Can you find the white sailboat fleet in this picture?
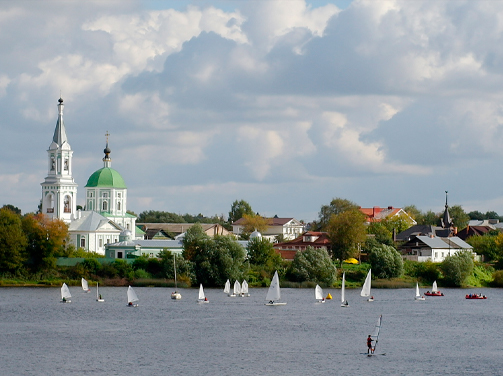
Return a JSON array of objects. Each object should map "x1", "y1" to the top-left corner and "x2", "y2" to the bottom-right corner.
[
  {"x1": 81, "y1": 278, "x2": 91, "y2": 293},
  {"x1": 127, "y1": 285, "x2": 139, "y2": 307},
  {"x1": 341, "y1": 272, "x2": 348, "y2": 307},
  {"x1": 171, "y1": 256, "x2": 182, "y2": 300},
  {"x1": 265, "y1": 271, "x2": 286, "y2": 306},
  {"x1": 315, "y1": 284, "x2": 325, "y2": 303},
  {"x1": 361, "y1": 269, "x2": 373, "y2": 302},
  {"x1": 197, "y1": 284, "x2": 209, "y2": 303},
  {"x1": 60, "y1": 283, "x2": 71, "y2": 303},
  {"x1": 96, "y1": 282, "x2": 104, "y2": 302},
  {"x1": 415, "y1": 282, "x2": 425, "y2": 301}
]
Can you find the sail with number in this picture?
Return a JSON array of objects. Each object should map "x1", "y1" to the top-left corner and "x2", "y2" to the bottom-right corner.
[
  {"x1": 266, "y1": 271, "x2": 281, "y2": 302},
  {"x1": 315, "y1": 284, "x2": 323, "y2": 301},
  {"x1": 224, "y1": 279, "x2": 230, "y2": 294},
  {"x1": 127, "y1": 286, "x2": 139, "y2": 304},
  {"x1": 361, "y1": 270, "x2": 371, "y2": 297}
]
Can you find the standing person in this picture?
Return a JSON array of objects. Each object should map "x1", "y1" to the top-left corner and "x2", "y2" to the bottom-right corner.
[{"x1": 367, "y1": 335, "x2": 374, "y2": 354}]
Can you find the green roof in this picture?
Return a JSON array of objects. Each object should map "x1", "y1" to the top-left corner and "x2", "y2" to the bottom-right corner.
[{"x1": 85, "y1": 167, "x2": 126, "y2": 188}]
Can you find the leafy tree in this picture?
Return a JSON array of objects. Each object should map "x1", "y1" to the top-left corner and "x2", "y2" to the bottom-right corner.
[
  {"x1": 485, "y1": 211, "x2": 499, "y2": 220},
  {"x1": 22, "y1": 213, "x2": 68, "y2": 271},
  {"x1": 468, "y1": 210, "x2": 484, "y2": 220},
  {"x1": 326, "y1": 209, "x2": 367, "y2": 264},
  {"x1": 369, "y1": 244, "x2": 403, "y2": 279},
  {"x1": 448, "y1": 205, "x2": 470, "y2": 230},
  {"x1": 316, "y1": 198, "x2": 359, "y2": 231},
  {"x1": 2, "y1": 204, "x2": 22, "y2": 215},
  {"x1": 239, "y1": 214, "x2": 269, "y2": 238},
  {"x1": 287, "y1": 247, "x2": 337, "y2": 285},
  {"x1": 441, "y1": 251, "x2": 474, "y2": 287},
  {"x1": 0, "y1": 207, "x2": 27, "y2": 272},
  {"x1": 466, "y1": 234, "x2": 501, "y2": 262},
  {"x1": 403, "y1": 205, "x2": 422, "y2": 222},
  {"x1": 421, "y1": 210, "x2": 439, "y2": 225},
  {"x1": 228, "y1": 199, "x2": 253, "y2": 224},
  {"x1": 182, "y1": 223, "x2": 211, "y2": 261}
]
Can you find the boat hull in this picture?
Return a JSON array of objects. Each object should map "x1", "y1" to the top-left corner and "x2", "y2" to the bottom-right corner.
[
  {"x1": 415, "y1": 297, "x2": 425, "y2": 301},
  {"x1": 465, "y1": 295, "x2": 487, "y2": 299},
  {"x1": 265, "y1": 302, "x2": 287, "y2": 306},
  {"x1": 171, "y1": 293, "x2": 181, "y2": 300},
  {"x1": 96, "y1": 299, "x2": 105, "y2": 302},
  {"x1": 425, "y1": 292, "x2": 444, "y2": 296}
]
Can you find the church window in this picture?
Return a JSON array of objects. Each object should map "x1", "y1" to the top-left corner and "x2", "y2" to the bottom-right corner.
[
  {"x1": 102, "y1": 200, "x2": 108, "y2": 211},
  {"x1": 117, "y1": 193, "x2": 121, "y2": 198},
  {"x1": 103, "y1": 193, "x2": 108, "y2": 198},
  {"x1": 64, "y1": 159, "x2": 69, "y2": 170},
  {"x1": 126, "y1": 223, "x2": 130, "y2": 230},
  {"x1": 117, "y1": 201, "x2": 121, "y2": 211},
  {"x1": 80, "y1": 237, "x2": 86, "y2": 248},
  {"x1": 51, "y1": 157, "x2": 55, "y2": 171},
  {"x1": 88, "y1": 201, "x2": 93, "y2": 211}
]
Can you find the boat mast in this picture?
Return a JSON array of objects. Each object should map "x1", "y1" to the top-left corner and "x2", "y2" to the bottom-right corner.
[{"x1": 174, "y1": 255, "x2": 177, "y2": 290}]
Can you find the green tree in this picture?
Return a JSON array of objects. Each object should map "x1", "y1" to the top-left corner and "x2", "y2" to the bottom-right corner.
[
  {"x1": 238, "y1": 214, "x2": 269, "y2": 239},
  {"x1": 448, "y1": 205, "x2": 470, "y2": 230},
  {"x1": 0, "y1": 207, "x2": 27, "y2": 272},
  {"x1": 441, "y1": 251, "x2": 474, "y2": 287},
  {"x1": 326, "y1": 209, "x2": 367, "y2": 264},
  {"x1": 2, "y1": 204, "x2": 22, "y2": 215},
  {"x1": 466, "y1": 234, "x2": 501, "y2": 262},
  {"x1": 228, "y1": 199, "x2": 254, "y2": 224},
  {"x1": 287, "y1": 246, "x2": 337, "y2": 285},
  {"x1": 316, "y1": 198, "x2": 359, "y2": 231},
  {"x1": 421, "y1": 210, "x2": 439, "y2": 225},
  {"x1": 369, "y1": 244, "x2": 403, "y2": 279},
  {"x1": 468, "y1": 210, "x2": 484, "y2": 220}
]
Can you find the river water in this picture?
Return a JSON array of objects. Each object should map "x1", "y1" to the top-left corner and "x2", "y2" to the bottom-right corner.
[{"x1": 0, "y1": 286, "x2": 501, "y2": 375}]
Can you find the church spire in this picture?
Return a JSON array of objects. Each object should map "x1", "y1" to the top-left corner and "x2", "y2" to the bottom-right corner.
[
  {"x1": 51, "y1": 97, "x2": 70, "y2": 150},
  {"x1": 103, "y1": 131, "x2": 112, "y2": 168},
  {"x1": 441, "y1": 190, "x2": 453, "y2": 230}
]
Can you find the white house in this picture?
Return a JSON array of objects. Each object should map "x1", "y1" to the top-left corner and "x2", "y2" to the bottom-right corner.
[
  {"x1": 401, "y1": 235, "x2": 476, "y2": 262},
  {"x1": 232, "y1": 217, "x2": 305, "y2": 241}
]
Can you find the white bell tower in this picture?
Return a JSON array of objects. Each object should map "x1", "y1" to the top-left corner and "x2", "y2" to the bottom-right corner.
[{"x1": 41, "y1": 97, "x2": 78, "y2": 223}]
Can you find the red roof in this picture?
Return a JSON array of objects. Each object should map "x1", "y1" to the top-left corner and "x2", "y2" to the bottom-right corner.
[
  {"x1": 359, "y1": 206, "x2": 402, "y2": 221},
  {"x1": 233, "y1": 217, "x2": 294, "y2": 226}
]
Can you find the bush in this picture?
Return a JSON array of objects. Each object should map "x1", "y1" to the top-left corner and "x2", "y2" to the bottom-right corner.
[
  {"x1": 287, "y1": 247, "x2": 337, "y2": 285},
  {"x1": 440, "y1": 251, "x2": 474, "y2": 287},
  {"x1": 403, "y1": 260, "x2": 440, "y2": 283},
  {"x1": 491, "y1": 270, "x2": 503, "y2": 287},
  {"x1": 369, "y1": 244, "x2": 403, "y2": 279}
]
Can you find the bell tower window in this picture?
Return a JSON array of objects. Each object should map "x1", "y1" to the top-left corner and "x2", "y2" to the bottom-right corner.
[{"x1": 64, "y1": 196, "x2": 71, "y2": 213}]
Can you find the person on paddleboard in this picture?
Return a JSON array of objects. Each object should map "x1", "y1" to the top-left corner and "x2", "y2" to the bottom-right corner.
[{"x1": 367, "y1": 335, "x2": 374, "y2": 354}]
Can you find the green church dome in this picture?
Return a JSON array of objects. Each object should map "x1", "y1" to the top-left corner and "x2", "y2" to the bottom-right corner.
[{"x1": 85, "y1": 167, "x2": 126, "y2": 188}]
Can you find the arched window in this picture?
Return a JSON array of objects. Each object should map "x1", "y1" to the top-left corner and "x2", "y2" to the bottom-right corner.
[
  {"x1": 47, "y1": 193, "x2": 54, "y2": 213},
  {"x1": 102, "y1": 200, "x2": 108, "y2": 211},
  {"x1": 117, "y1": 201, "x2": 121, "y2": 211},
  {"x1": 64, "y1": 196, "x2": 71, "y2": 213}
]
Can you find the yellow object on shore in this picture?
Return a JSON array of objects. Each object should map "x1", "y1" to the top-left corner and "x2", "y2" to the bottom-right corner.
[
  {"x1": 326, "y1": 293, "x2": 332, "y2": 300},
  {"x1": 343, "y1": 258, "x2": 359, "y2": 264}
]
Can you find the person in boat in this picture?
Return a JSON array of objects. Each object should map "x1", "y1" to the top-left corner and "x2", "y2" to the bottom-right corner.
[
  {"x1": 62, "y1": 297, "x2": 66, "y2": 302},
  {"x1": 367, "y1": 335, "x2": 374, "y2": 354},
  {"x1": 99, "y1": 294, "x2": 102, "y2": 299},
  {"x1": 128, "y1": 302, "x2": 133, "y2": 306},
  {"x1": 344, "y1": 300, "x2": 348, "y2": 306},
  {"x1": 322, "y1": 298, "x2": 325, "y2": 302},
  {"x1": 371, "y1": 296, "x2": 374, "y2": 300},
  {"x1": 204, "y1": 297, "x2": 208, "y2": 301},
  {"x1": 269, "y1": 300, "x2": 274, "y2": 304}
]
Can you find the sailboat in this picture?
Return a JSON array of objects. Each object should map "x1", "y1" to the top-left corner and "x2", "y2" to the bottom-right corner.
[
  {"x1": 265, "y1": 270, "x2": 286, "y2": 306},
  {"x1": 361, "y1": 269, "x2": 373, "y2": 302},
  {"x1": 230, "y1": 280, "x2": 241, "y2": 297},
  {"x1": 341, "y1": 272, "x2": 349, "y2": 307},
  {"x1": 197, "y1": 284, "x2": 209, "y2": 303},
  {"x1": 127, "y1": 285, "x2": 139, "y2": 307},
  {"x1": 414, "y1": 282, "x2": 425, "y2": 301},
  {"x1": 81, "y1": 278, "x2": 91, "y2": 293},
  {"x1": 171, "y1": 256, "x2": 182, "y2": 300},
  {"x1": 96, "y1": 282, "x2": 104, "y2": 302},
  {"x1": 60, "y1": 283, "x2": 71, "y2": 303},
  {"x1": 223, "y1": 279, "x2": 230, "y2": 295},
  {"x1": 425, "y1": 280, "x2": 444, "y2": 296},
  {"x1": 241, "y1": 280, "x2": 250, "y2": 297},
  {"x1": 367, "y1": 315, "x2": 384, "y2": 356},
  {"x1": 315, "y1": 284, "x2": 325, "y2": 303}
]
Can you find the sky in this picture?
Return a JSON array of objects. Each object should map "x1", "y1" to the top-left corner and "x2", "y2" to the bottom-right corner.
[{"x1": 2, "y1": 0, "x2": 503, "y2": 223}]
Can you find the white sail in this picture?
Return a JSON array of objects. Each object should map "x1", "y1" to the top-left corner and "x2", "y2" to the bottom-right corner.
[
  {"x1": 315, "y1": 284, "x2": 323, "y2": 300},
  {"x1": 432, "y1": 281, "x2": 438, "y2": 293},
  {"x1": 241, "y1": 280, "x2": 249, "y2": 295},
  {"x1": 361, "y1": 270, "x2": 371, "y2": 297},
  {"x1": 198, "y1": 284, "x2": 205, "y2": 300},
  {"x1": 266, "y1": 271, "x2": 281, "y2": 302},
  {"x1": 127, "y1": 286, "x2": 139, "y2": 304},
  {"x1": 341, "y1": 272, "x2": 346, "y2": 303},
  {"x1": 224, "y1": 279, "x2": 230, "y2": 294},
  {"x1": 415, "y1": 282, "x2": 420, "y2": 298},
  {"x1": 233, "y1": 280, "x2": 241, "y2": 295},
  {"x1": 61, "y1": 283, "x2": 71, "y2": 300},
  {"x1": 81, "y1": 278, "x2": 89, "y2": 292}
]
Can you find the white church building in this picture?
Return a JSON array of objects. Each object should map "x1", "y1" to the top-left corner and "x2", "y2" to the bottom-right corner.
[{"x1": 41, "y1": 98, "x2": 137, "y2": 254}]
